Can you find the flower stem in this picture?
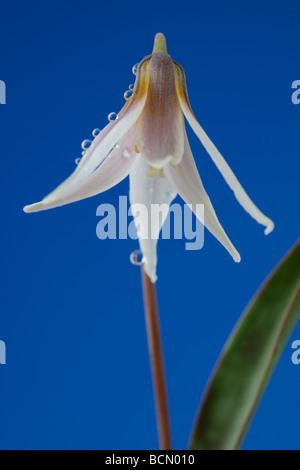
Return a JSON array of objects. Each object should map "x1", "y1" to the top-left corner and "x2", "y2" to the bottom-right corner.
[{"x1": 141, "y1": 268, "x2": 172, "y2": 450}]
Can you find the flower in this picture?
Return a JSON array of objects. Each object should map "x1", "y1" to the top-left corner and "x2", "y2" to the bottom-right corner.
[{"x1": 24, "y1": 33, "x2": 274, "y2": 282}]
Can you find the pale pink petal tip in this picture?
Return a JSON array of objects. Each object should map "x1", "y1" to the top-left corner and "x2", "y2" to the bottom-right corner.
[
  {"x1": 23, "y1": 203, "x2": 42, "y2": 213},
  {"x1": 264, "y1": 221, "x2": 275, "y2": 235}
]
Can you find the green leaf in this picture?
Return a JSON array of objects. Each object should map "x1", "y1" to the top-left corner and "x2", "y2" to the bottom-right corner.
[{"x1": 190, "y1": 240, "x2": 300, "y2": 450}]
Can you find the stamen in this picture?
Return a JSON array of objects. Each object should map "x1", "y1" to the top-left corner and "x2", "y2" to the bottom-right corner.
[{"x1": 149, "y1": 167, "x2": 165, "y2": 178}]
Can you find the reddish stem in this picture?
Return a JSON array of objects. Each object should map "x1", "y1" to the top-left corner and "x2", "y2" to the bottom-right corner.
[{"x1": 141, "y1": 268, "x2": 172, "y2": 450}]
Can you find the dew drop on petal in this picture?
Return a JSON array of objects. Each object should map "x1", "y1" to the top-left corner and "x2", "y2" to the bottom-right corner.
[
  {"x1": 130, "y1": 250, "x2": 144, "y2": 266},
  {"x1": 122, "y1": 148, "x2": 131, "y2": 159},
  {"x1": 132, "y1": 63, "x2": 139, "y2": 75},
  {"x1": 81, "y1": 139, "x2": 92, "y2": 150},
  {"x1": 124, "y1": 90, "x2": 133, "y2": 100},
  {"x1": 108, "y1": 112, "x2": 118, "y2": 121},
  {"x1": 129, "y1": 84, "x2": 134, "y2": 91},
  {"x1": 75, "y1": 158, "x2": 81, "y2": 165},
  {"x1": 92, "y1": 128, "x2": 101, "y2": 137},
  {"x1": 81, "y1": 150, "x2": 86, "y2": 156}
]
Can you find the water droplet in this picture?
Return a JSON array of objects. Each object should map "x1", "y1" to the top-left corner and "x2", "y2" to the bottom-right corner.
[
  {"x1": 123, "y1": 148, "x2": 131, "y2": 159},
  {"x1": 75, "y1": 158, "x2": 81, "y2": 165},
  {"x1": 130, "y1": 250, "x2": 144, "y2": 266},
  {"x1": 108, "y1": 112, "x2": 118, "y2": 121},
  {"x1": 81, "y1": 150, "x2": 86, "y2": 156},
  {"x1": 92, "y1": 128, "x2": 101, "y2": 137},
  {"x1": 132, "y1": 63, "x2": 139, "y2": 75},
  {"x1": 129, "y1": 84, "x2": 134, "y2": 91},
  {"x1": 124, "y1": 90, "x2": 133, "y2": 100},
  {"x1": 81, "y1": 139, "x2": 92, "y2": 150}
]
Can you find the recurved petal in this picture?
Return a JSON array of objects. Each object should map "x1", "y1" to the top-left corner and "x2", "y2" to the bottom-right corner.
[
  {"x1": 174, "y1": 63, "x2": 274, "y2": 235},
  {"x1": 129, "y1": 157, "x2": 177, "y2": 282},
  {"x1": 24, "y1": 125, "x2": 137, "y2": 212},
  {"x1": 24, "y1": 58, "x2": 150, "y2": 212},
  {"x1": 164, "y1": 131, "x2": 241, "y2": 263},
  {"x1": 136, "y1": 51, "x2": 185, "y2": 168}
]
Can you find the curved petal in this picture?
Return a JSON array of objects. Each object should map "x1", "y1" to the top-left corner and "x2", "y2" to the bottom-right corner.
[
  {"x1": 24, "y1": 58, "x2": 150, "y2": 212},
  {"x1": 136, "y1": 52, "x2": 185, "y2": 168},
  {"x1": 129, "y1": 156, "x2": 177, "y2": 282},
  {"x1": 164, "y1": 131, "x2": 241, "y2": 263},
  {"x1": 174, "y1": 63, "x2": 274, "y2": 235},
  {"x1": 24, "y1": 125, "x2": 137, "y2": 212}
]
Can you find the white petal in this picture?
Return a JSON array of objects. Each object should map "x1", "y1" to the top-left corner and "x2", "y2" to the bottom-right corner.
[
  {"x1": 24, "y1": 58, "x2": 150, "y2": 213},
  {"x1": 175, "y1": 65, "x2": 274, "y2": 235},
  {"x1": 164, "y1": 132, "x2": 241, "y2": 262},
  {"x1": 24, "y1": 126, "x2": 137, "y2": 212},
  {"x1": 136, "y1": 52, "x2": 185, "y2": 168},
  {"x1": 129, "y1": 156, "x2": 177, "y2": 282}
]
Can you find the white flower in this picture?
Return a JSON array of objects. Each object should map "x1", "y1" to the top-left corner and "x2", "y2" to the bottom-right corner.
[{"x1": 24, "y1": 33, "x2": 274, "y2": 282}]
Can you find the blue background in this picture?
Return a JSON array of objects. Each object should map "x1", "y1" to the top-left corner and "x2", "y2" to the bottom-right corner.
[{"x1": 0, "y1": 0, "x2": 299, "y2": 450}]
